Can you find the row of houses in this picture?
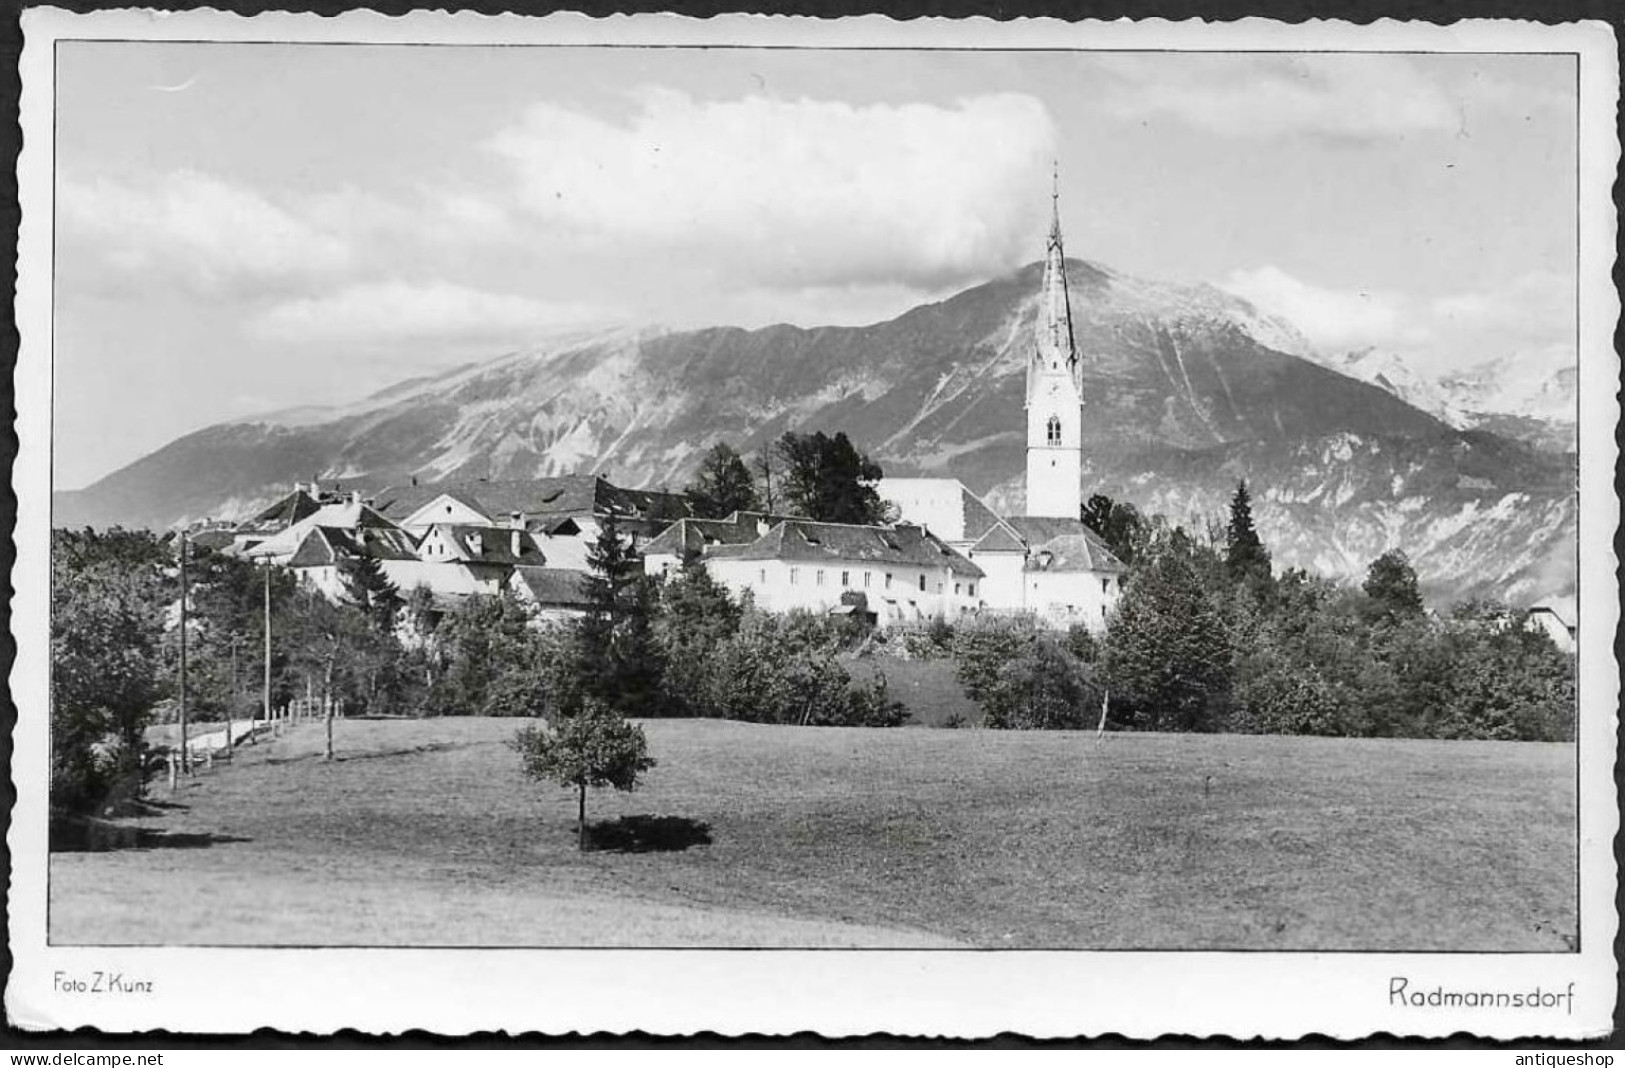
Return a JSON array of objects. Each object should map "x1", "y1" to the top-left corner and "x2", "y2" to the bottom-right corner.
[{"x1": 211, "y1": 467, "x2": 1129, "y2": 633}]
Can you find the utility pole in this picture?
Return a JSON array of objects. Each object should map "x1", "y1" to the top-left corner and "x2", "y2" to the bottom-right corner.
[
  {"x1": 255, "y1": 561, "x2": 272, "y2": 744},
  {"x1": 177, "y1": 531, "x2": 190, "y2": 775},
  {"x1": 226, "y1": 633, "x2": 240, "y2": 752}
]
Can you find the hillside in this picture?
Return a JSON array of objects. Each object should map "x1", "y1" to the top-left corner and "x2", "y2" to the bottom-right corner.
[{"x1": 53, "y1": 259, "x2": 1577, "y2": 602}]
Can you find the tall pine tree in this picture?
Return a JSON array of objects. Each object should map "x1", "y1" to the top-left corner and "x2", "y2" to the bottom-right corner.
[{"x1": 1224, "y1": 480, "x2": 1271, "y2": 586}]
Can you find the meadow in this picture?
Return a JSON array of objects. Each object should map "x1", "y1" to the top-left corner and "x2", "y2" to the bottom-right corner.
[{"x1": 50, "y1": 717, "x2": 1577, "y2": 950}]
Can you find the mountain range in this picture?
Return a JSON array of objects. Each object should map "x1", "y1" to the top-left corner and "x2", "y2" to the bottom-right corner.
[{"x1": 53, "y1": 259, "x2": 1578, "y2": 605}]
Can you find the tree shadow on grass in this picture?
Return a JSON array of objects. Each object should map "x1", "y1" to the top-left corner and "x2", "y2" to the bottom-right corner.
[
  {"x1": 586, "y1": 815, "x2": 712, "y2": 854},
  {"x1": 50, "y1": 817, "x2": 251, "y2": 853}
]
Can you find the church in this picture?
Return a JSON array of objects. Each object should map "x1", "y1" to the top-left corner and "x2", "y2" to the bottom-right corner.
[{"x1": 879, "y1": 175, "x2": 1124, "y2": 630}]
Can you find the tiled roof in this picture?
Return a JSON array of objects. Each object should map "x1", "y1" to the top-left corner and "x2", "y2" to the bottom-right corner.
[
  {"x1": 372, "y1": 476, "x2": 691, "y2": 525},
  {"x1": 960, "y1": 490, "x2": 1006, "y2": 543},
  {"x1": 641, "y1": 511, "x2": 794, "y2": 558},
  {"x1": 236, "y1": 489, "x2": 322, "y2": 535},
  {"x1": 713, "y1": 520, "x2": 984, "y2": 578},
  {"x1": 1022, "y1": 532, "x2": 1123, "y2": 574},
  {"x1": 285, "y1": 526, "x2": 420, "y2": 568},
  {"x1": 511, "y1": 566, "x2": 594, "y2": 607},
  {"x1": 970, "y1": 520, "x2": 1028, "y2": 554},
  {"x1": 421, "y1": 523, "x2": 550, "y2": 566}
]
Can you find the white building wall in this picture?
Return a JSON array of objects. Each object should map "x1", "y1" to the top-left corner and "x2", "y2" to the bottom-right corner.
[
  {"x1": 969, "y1": 551, "x2": 1027, "y2": 611},
  {"x1": 707, "y1": 558, "x2": 976, "y2": 624},
  {"x1": 382, "y1": 559, "x2": 504, "y2": 598},
  {"x1": 1025, "y1": 570, "x2": 1119, "y2": 632}
]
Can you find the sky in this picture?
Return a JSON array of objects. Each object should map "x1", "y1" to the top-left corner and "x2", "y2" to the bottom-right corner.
[{"x1": 52, "y1": 44, "x2": 1578, "y2": 488}]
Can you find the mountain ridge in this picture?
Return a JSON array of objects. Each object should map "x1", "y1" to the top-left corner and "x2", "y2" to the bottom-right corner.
[{"x1": 53, "y1": 258, "x2": 1576, "y2": 604}]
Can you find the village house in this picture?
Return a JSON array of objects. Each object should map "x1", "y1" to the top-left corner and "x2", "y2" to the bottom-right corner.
[
  {"x1": 654, "y1": 517, "x2": 983, "y2": 625},
  {"x1": 1527, "y1": 595, "x2": 1577, "y2": 654}
]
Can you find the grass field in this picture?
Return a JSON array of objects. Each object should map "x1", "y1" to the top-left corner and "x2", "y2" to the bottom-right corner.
[{"x1": 50, "y1": 717, "x2": 1576, "y2": 950}]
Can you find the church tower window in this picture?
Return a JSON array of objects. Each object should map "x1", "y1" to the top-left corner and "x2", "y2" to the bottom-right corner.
[{"x1": 1047, "y1": 415, "x2": 1062, "y2": 446}]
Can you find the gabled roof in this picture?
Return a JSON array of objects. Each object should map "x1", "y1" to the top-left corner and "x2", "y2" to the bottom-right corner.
[
  {"x1": 642, "y1": 511, "x2": 796, "y2": 558},
  {"x1": 285, "y1": 526, "x2": 420, "y2": 568},
  {"x1": 372, "y1": 476, "x2": 691, "y2": 526},
  {"x1": 242, "y1": 500, "x2": 403, "y2": 560},
  {"x1": 420, "y1": 524, "x2": 549, "y2": 567},
  {"x1": 1530, "y1": 595, "x2": 1577, "y2": 628},
  {"x1": 510, "y1": 566, "x2": 594, "y2": 607},
  {"x1": 974, "y1": 515, "x2": 1125, "y2": 573},
  {"x1": 1022, "y1": 532, "x2": 1122, "y2": 574},
  {"x1": 710, "y1": 520, "x2": 984, "y2": 578},
  {"x1": 960, "y1": 491, "x2": 1006, "y2": 543},
  {"x1": 235, "y1": 489, "x2": 323, "y2": 535},
  {"x1": 970, "y1": 520, "x2": 1028, "y2": 555}
]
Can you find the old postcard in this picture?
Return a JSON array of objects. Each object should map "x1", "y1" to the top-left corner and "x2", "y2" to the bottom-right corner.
[{"x1": 9, "y1": 9, "x2": 1618, "y2": 1040}]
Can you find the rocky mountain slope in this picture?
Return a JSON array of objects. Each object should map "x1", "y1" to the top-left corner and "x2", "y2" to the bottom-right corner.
[{"x1": 54, "y1": 260, "x2": 1577, "y2": 604}]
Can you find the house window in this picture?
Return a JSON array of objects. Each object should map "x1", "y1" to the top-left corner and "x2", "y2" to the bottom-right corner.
[
  {"x1": 841, "y1": 571, "x2": 850, "y2": 587},
  {"x1": 885, "y1": 573, "x2": 893, "y2": 589},
  {"x1": 1102, "y1": 577, "x2": 1110, "y2": 593},
  {"x1": 969, "y1": 583, "x2": 976, "y2": 597},
  {"x1": 759, "y1": 569, "x2": 767, "y2": 585},
  {"x1": 954, "y1": 583, "x2": 961, "y2": 596},
  {"x1": 918, "y1": 574, "x2": 927, "y2": 592},
  {"x1": 1047, "y1": 415, "x2": 1062, "y2": 446},
  {"x1": 790, "y1": 567, "x2": 799, "y2": 585},
  {"x1": 816, "y1": 569, "x2": 825, "y2": 587},
  {"x1": 864, "y1": 571, "x2": 872, "y2": 588}
]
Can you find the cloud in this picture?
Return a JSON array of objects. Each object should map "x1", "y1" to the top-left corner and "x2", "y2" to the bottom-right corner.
[
  {"x1": 1221, "y1": 266, "x2": 1422, "y2": 352},
  {"x1": 1432, "y1": 270, "x2": 1575, "y2": 347},
  {"x1": 484, "y1": 89, "x2": 1056, "y2": 289},
  {"x1": 1223, "y1": 265, "x2": 1576, "y2": 378},
  {"x1": 251, "y1": 280, "x2": 614, "y2": 349},
  {"x1": 1097, "y1": 55, "x2": 1459, "y2": 141},
  {"x1": 58, "y1": 170, "x2": 354, "y2": 296}
]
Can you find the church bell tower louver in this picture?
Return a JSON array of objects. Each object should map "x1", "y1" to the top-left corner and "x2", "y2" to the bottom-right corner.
[{"x1": 1024, "y1": 164, "x2": 1084, "y2": 519}]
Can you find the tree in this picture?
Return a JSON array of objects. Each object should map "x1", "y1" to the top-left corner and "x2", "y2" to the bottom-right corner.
[
  {"x1": 50, "y1": 529, "x2": 170, "y2": 819},
  {"x1": 979, "y1": 634, "x2": 1099, "y2": 730},
  {"x1": 685, "y1": 442, "x2": 761, "y2": 519},
  {"x1": 1102, "y1": 533, "x2": 1234, "y2": 731},
  {"x1": 1224, "y1": 480, "x2": 1271, "y2": 586},
  {"x1": 339, "y1": 551, "x2": 404, "y2": 635},
  {"x1": 775, "y1": 431, "x2": 886, "y2": 525},
  {"x1": 654, "y1": 557, "x2": 742, "y2": 715},
  {"x1": 576, "y1": 516, "x2": 670, "y2": 716},
  {"x1": 1080, "y1": 493, "x2": 1146, "y2": 565},
  {"x1": 426, "y1": 591, "x2": 554, "y2": 717},
  {"x1": 1363, "y1": 549, "x2": 1425, "y2": 622},
  {"x1": 513, "y1": 699, "x2": 656, "y2": 850}
]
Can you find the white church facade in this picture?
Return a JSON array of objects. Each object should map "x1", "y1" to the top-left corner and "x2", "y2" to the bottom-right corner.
[{"x1": 879, "y1": 177, "x2": 1124, "y2": 631}]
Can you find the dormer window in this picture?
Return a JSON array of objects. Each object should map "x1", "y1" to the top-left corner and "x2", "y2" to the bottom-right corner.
[{"x1": 1047, "y1": 416, "x2": 1062, "y2": 446}]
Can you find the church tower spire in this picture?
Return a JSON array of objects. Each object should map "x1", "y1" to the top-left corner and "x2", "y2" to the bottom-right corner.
[{"x1": 1025, "y1": 163, "x2": 1085, "y2": 518}]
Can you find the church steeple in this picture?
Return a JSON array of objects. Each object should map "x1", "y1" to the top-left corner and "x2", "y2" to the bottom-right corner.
[
  {"x1": 1041, "y1": 161, "x2": 1078, "y2": 379},
  {"x1": 1024, "y1": 163, "x2": 1085, "y2": 519}
]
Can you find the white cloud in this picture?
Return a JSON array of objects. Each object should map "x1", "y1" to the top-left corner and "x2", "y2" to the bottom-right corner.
[
  {"x1": 1098, "y1": 55, "x2": 1459, "y2": 141},
  {"x1": 1221, "y1": 266, "x2": 1422, "y2": 352},
  {"x1": 1222, "y1": 265, "x2": 1577, "y2": 379},
  {"x1": 484, "y1": 89, "x2": 1056, "y2": 289},
  {"x1": 251, "y1": 280, "x2": 614, "y2": 349},
  {"x1": 58, "y1": 170, "x2": 353, "y2": 295}
]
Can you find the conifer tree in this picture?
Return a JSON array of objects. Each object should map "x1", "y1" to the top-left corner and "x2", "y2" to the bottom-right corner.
[{"x1": 1224, "y1": 480, "x2": 1271, "y2": 586}]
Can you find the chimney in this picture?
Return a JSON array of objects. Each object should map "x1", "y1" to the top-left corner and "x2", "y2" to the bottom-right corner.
[{"x1": 509, "y1": 511, "x2": 525, "y2": 530}]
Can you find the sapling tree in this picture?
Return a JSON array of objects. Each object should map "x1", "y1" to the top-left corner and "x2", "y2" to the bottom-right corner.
[{"x1": 513, "y1": 699, "x2": 656, "y2": 850}]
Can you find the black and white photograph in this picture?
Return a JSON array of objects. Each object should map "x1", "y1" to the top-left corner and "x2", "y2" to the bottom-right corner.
[{"x1": 8, "y1": 10, "x2": 1618, "y2": 1040}]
